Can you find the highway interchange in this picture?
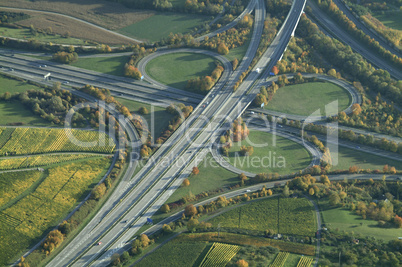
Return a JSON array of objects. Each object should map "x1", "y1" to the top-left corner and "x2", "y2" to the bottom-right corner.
[{"x1": 1, "y1": 0, "x2": 401, "y2": 266}]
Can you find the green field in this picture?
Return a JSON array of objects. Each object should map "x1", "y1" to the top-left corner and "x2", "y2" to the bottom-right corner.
[
  {"x1": 224, "y1": 33, "x2": 252, "y2": 62},
  {"x1": 227, "y1": 130, "x2": 312, "y2": 175},
  {"x1": 330, "y1": 146, "x2": 402, "y2": 171},
  {"x1": 145, "y1": 52, "x2": 217, "y2": 91},
  {"x1": 136, "y1": 241, "x2": 209, "y2": 267},
  {"x1": 71, "y1": 56, "x2": 129, "y2": 77},
  {"x1": 0, "y1": 127, "x2": 115, "y2": 155},
  {"x1": 0, "y1": 26, "x2": 86, "y2": 45},
  {"x1": 114, "y1": 97, "x2": 175, "y2": 139},
  {"x1": 0, "y1": 153, "x2": 100, "y2": 171},
  {"x1": 319, "y1": 199, "x2": 401, "y2": 242},
  {"x1": 265, "y1": 82, "x2": 351, "y2": 116},
  {"x1": 0, "y1": 157, "x2": 111, "y2": 266},
  {"x1": 166, "y1": 153, "x2": 238, "y2": 204},
  {"x1": 0, "y1": 75, "x2": 43, "y2": 94},
  {"x1": 209, "y1": 196, "x2": 317, "y2": 237},
  {"x1": 118, "y1": 13, "x2": 211, "y2": 42},
  {"x1": 0, "y1": 102, "x2": 50, "y2": 127},
  {"x1": 374, "y1": 12, "x2": 402, "y2": 31}
]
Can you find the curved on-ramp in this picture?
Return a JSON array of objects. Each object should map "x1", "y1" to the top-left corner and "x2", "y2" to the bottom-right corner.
[
  {"x1": 137, "y1": 48, "x2": 232, "y2": 95},
  {"x1": 249, "y1": 73, "x2": 362, "y2": 121},
  {"x1": 210, "y1": 124, "x2": 322, "y2": 177}
]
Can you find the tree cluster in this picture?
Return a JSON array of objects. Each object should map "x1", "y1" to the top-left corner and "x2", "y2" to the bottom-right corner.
[
  {"x1": 155, "y1": 103, "x2": 193, "y2": 145},
  {"x1": 333, "y1": 94, "x2": 402, "y2": 138},
  {"x1": 186, "y1": 64, "x2": 224, "y2": 93},
  {"x1": 52, "y1": 51, "x2": 78, "y2": 64},
  {"x1": 316, "y1": 0, "x2": 402, "y2": 68},
  {"x1": 220, "y1": 118, "x2": 250, "y2": 156}
]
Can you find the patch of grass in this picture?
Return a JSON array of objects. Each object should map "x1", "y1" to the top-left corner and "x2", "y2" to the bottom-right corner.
[
  {"x1": 224, "y1": 33, "x2": 252, "y2": 62},
  {"x1": 145, "y1": 52, "x2": 217, "y2": 91},
  {"x1": 0, "y1": 74, "x2": 43, "y2": 94},
  {"x1": 374, "y1": 12, "x2": 402, "y2": 31},
  {"x1": 0, "y1": 157, "x2": 111, "y2": 266},
  {"x1": 118, "y1": 12, "x2": 211, "y2": 42},
  {"x1": 265, "y1": 82, "x2": 351, "y2": 116},
  {"x1": 319, "y1": 199, "x2": 401, "y2": 242},
  {"x1": 114, "y1": 97, "x2": 175, "y2": 139},
  {"x1": 0, "y1": 26, "x2": 86, "y2": 45},
  {"x1": 227, "y1": 130, "x2": 312, "y2": 175},
  {"x1": 0, "y1": 101, "x2": 50, "y2": 127},
  {"x1": 209, "y1": 196, "x2": 317, "y2": 237},
  {"x1": 166, "y1": 153, "x2": 238, "y2": 204},
  {"x1": 71, "y1": 56, "x2": 129, "y2": 76},
  {"x1": 136, "y1": 241, "x2": 208, "y2": 267},
  {"x1": 331, "y1": 146, "x2": 402, "y2": 171}
]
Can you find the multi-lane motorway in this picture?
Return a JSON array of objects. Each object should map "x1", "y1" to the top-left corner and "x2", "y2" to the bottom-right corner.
[{"x1": 3, "y1": 0, "x2": 399, "y2": 265}]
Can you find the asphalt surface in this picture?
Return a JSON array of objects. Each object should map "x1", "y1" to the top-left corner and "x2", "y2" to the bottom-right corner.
[
  {"x1": 248, "y1": 116, "x2": 402, "y2": 162},
  {"x1": 307, "y1": 0, "x2": 402, "y2": 80},
  {"x1": 332, "y1": 0, "x2": 402, "y2": 59},
  {"x1": 0, "y1": 52, "x2": 203, "y2": 107}
]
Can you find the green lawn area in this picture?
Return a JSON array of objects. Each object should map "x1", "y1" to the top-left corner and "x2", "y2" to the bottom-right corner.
[
  {"x1": 265, "y1": 82, "x2": 351, "y2": 116},
  {"x1": 136, "y1": 241, "x2": 209, "y2": 267},
  {"x1": 374, "y1": 12, "x2": 402, "y2": 31},
  {"x1": 71, "y1": 56, "x2": 129, "y2": 76},
  {"x1": 0, "y1": 102, "x2": 50, "y2": 126},
  {"x1": 319, "y1": 199, "x2": 401, "y2": 242},
  {"x1": 114, "y1": 97, "x2": 175, "y2": 139},
  {"x1": 118, "y1": 13, "x2": 211, "y2": 42},
  {"x1": 145, "y1": 52, "x2": 217, "y2": 91},
  {"x1": 227, "y1": 130, "x2": 312, "y2": 175},
  {"x1": 166, "y1": 153, "x2": 238, "y2": 204},
  {"x1": 209, "y1": 196, "x2": 317, "y2": 237},
  {"x1": 0, "y1": 26, "x2": 87, "y2": 45},
  {"x1": 0, "y1": 75, "x2": 43, "y2": 94},
  {"x1": 224, "y1": 33, "x2": 252, "y2": 62},
  {"x1": 330, "y1": 146, "x2": 402, "y2": 171}
]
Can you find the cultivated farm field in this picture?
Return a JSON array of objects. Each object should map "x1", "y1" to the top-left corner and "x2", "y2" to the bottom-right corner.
[
  {"x1": 0, "y1": 157, "x2": 111, "y2": 266},
  {"x1": 0, "y1": 153, "x2": 101, "y2": 171},
  {"x1": 0, "y1": 127, "x2": 115, "y2": 155},
  {"x1": 136, "y1": 241, "x2": 208, "y2": 267},
  {"x1": 209, "y1": 196, "x2": 317, "y2": 237}
]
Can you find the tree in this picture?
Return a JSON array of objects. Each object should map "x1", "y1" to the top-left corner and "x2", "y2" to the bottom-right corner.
[
  {"x1": 182, "y1": 178, "x2": 190, "y2": 187},
  {"x1": 91, "y1": 183, "x2": 107, "y2": 200},
  {"x1": 328, "y1": 68, "x2": 337, "y2": 77},
  {"x1": 239, "y1": 173, "x2": 247, "y2": 181},
  {"x1": 42, "y1": 229, "x2": 64, "y2": 255},
  {"x1": 184, "y1": 204, "x2": 198, "y2": 217},
  {"x1": 187, "y1": 218, "x2": 199, "y2": 232},
  {"x1": 351, "y1": 103, "x2": 362, "y2": 116},
  {"x1": 111, "y1": 253, "x2": 120, "y2": 266},
  {"x1": 140, "y1": 234, "x2": 150, "y2": 247},
  {"x1": 271, "y1": 66, "x2": 279, "y2": 75},
  {"x1": 192, "y1": 166, "x2": 200, "y2": 175},
  {"x1": 236, "y1": 259, "x2": 249, "y2": 267},
  {"x1": 329, "y1": 192, "x2": 341, "y2": 206},
  {"x1": 162, "y1": 224, "x2": 172, "y2": 233},
  {"x1": 139, "y1": 106, "x2": 149, "y2": 115},
  {"x1": 232, "y1": 58, "x2": 239, "y2": 70},
  {"x1": 160, "y1": 204, "x2": 170, "y2": 213},
  {"x1": 282, "y1": 185, "x2": 290, "y2": 197},
  {"x1": 394, "y1": 215, "x2": 402, "y2": 228},
  {"x1": 320, "y1": 175, "x2": 330, "y2": 185},
  {"x1": 309, "y1": 187, "x2": 315, "y2": 196},
  {"x1": 217, "y1": 43, "x2": 229, "y2": 55}
]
